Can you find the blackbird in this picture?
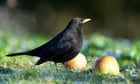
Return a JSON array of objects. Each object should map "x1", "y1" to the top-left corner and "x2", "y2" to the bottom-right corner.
[{"x1": 6, "y1": 17, "x2": 91, "y2": 65}]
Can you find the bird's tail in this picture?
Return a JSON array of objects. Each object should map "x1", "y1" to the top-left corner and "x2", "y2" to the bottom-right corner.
[{"x1": 6, "y1": 51, "x2": 30, "y2": 57}]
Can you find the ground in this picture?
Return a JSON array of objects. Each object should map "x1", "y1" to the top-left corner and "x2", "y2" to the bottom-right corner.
[{"x1": 0, "y1": 32, "x2": 140, "y2": 84}]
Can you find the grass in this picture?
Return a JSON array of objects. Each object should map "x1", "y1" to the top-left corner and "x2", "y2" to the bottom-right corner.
[{"x1": 0, "y1": 30, "x2": 140, "y2": 84}]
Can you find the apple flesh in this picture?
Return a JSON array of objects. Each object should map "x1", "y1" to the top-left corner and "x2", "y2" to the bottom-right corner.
[{"x1": 64, "y1": 53, "x2": 87, "y2": 71}]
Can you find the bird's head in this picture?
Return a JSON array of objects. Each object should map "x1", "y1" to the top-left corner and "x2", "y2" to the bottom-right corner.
[
  {"x1": 72, "y1": 17, "x2": 91, "y2": 24},
  {"x1": 67, "y1": 17, "x2": 91, "y2": 30}
]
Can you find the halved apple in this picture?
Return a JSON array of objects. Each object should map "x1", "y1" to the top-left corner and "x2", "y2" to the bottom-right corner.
[{"x1": 64, "y1": 53, "x2": 87, "y2": 71}]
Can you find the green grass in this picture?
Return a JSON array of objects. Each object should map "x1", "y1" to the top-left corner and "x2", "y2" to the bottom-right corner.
[{"x1": 0, "y1": 31, "x2": 140, "y2": 84}]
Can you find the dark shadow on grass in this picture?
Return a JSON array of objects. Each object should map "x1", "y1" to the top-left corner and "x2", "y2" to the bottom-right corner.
[
  {"x1": 0, "y1": 67, "x2": 15, "y2": 83},
  {"x1": 40, "y1": 68, "x2": 100, "y2": 83},
  {"x1": 0, "y1": 67, "x2": 14, "y2": 74}
]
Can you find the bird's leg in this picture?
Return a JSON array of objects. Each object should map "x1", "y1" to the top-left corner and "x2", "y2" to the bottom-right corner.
[
  {"x1": 62, "y1": 63, "x2": 69, "y2": 71},
  {"x1": 54, "y1": 62, "x2": 58, "y2": 72}
]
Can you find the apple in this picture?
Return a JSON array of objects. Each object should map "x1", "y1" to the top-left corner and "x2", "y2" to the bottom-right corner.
[
  {"x1": 64, "y1": 53, "x2": 87, "y2": 71},
  {"x1": 91, "y1": 55, "x2": 120, "y2": 75}
]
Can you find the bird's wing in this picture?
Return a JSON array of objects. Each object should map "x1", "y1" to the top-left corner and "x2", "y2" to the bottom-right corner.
[{"x1": 40, "y1": 33, "x2": 74, "y2": 58}]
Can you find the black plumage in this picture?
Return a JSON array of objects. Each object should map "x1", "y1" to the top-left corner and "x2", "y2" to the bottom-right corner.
[{"x1": 6, "y1": 17, "x2": 91, "y2": 65}]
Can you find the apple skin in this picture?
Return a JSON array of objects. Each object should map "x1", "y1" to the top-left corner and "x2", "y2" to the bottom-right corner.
[
  {"x1": 91, "y1": 56, "x2": 120, "y2": 75},
  {"x1": 64, "y1": 53, "x2": 87, "y2": 71}
]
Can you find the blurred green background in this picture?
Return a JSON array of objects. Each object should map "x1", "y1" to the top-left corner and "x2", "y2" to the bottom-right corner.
[{"x1": 0, "y1": 0, "x2": 140, "y2": 38}]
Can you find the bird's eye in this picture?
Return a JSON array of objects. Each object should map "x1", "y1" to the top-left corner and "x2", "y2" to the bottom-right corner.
[{"x1": 79, "y1": 19, "x2": 83, "y2": 23}]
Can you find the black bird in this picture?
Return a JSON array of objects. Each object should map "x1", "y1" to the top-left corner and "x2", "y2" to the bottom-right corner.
[{"x1": 6, "y1": 17, "x2": 91, "y2": 65}]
